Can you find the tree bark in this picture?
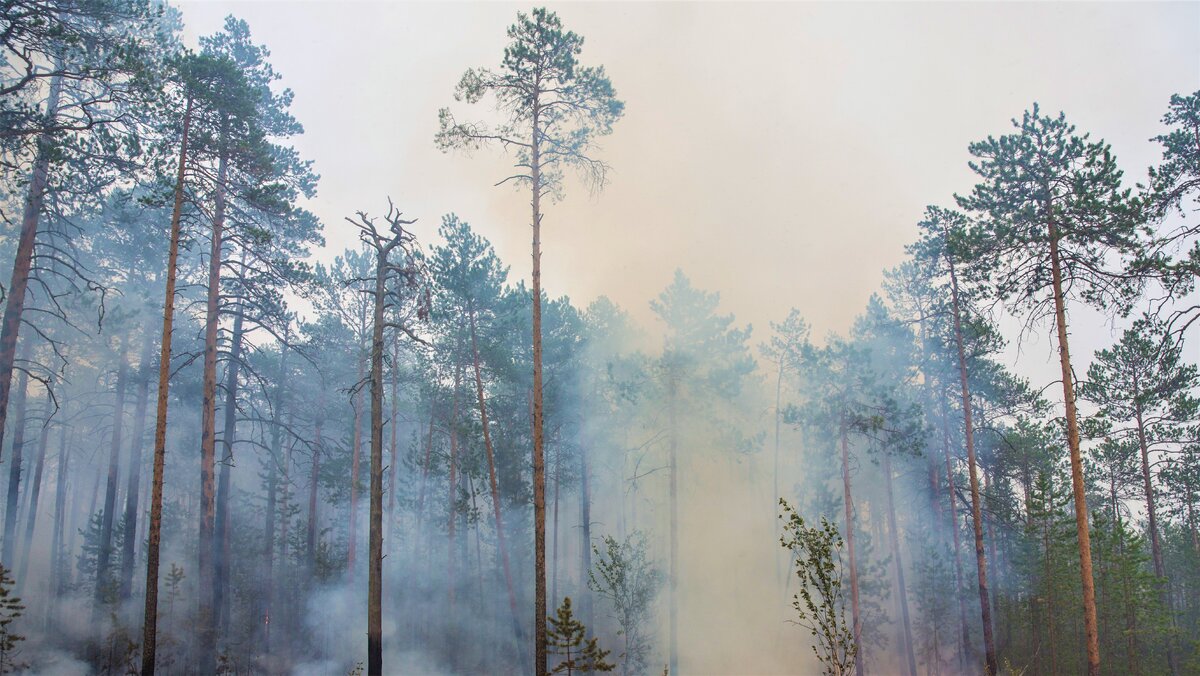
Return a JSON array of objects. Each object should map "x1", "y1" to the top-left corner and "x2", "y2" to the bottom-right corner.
[
  {"x1": 307, "y1": 390, "x2": 324, "y2": 575},
  {"x1": 1046, "y1": 216, "x2": 1100, "y2": 676},
  {"x1": 941, "y1": 404, "x2": 972, "y2": 669},
  {"x1": 530, "y1": 100, "x2": 548, "y2": 676},
  {"x1": 51, "y1": 426, "x2": 69, "y2": 598},
  {"x1": 142, "y1": 93, "x2": 192, "y2": 676},
  {"x1": 947, "y1": 255, "x2": 998, "y2": 675},
  {"x1": 367, "y1": 250, "x2": 388, "y2": 676},
  {"x1": 0, "y1": 75, "x2": 60, "y2": 465},
  {"x1": 263, "y1": 341, "x2": 288, "y2": 657},
  {"x1": 348, "y1": 355, "x2": 364, "y2": 573},
  {"x1": 197, "y1": 138, "x2": 230, "y2": 671}
]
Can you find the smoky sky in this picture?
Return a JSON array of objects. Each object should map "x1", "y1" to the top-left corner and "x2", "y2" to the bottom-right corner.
[{"x1": 178, "y1": 0, "x2": 1198, "y2": 368}]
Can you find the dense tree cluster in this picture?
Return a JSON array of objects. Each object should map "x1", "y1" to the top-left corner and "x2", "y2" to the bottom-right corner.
[{"x1": 0, "y1": 2, "x2": 1195, "y2": 675}]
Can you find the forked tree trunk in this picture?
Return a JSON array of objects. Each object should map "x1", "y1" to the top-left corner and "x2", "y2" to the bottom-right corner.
[
  {"x1": 1046, "y1": 215, "x2": 1099, "y2": 676},
  {"x1": 0, "y1": 75, "x2": 61, "y2": 466},
  {"x1": 141, "y1": 92, "x2": 193, "y2": 676}
]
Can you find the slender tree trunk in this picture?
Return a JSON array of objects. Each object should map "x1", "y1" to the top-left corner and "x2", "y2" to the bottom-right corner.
[
  {"x1": 387, "y1": 334, "x2": 399, "y2": 546},
  {"x1": 773, "y1": 355, "x2": 784, "y2": 584},
  {"x1": 3, "y1": 346, "x2": 33, "y2": 568},
  {"x1": 882, "y1": 454, "x2": 917, "y2": 676},
  {"x1": 0, "y1": 75, "x2": 60, "y2": 464},
  {"x1": 263, "y1": 341, "x2": 288, "y2": 658},
  {"x1": 946, "y1": 256, "x2": 998, "y2": 675},
  {"x1": 367, "y1": 252, "x2": 388, "y2": 676},
  {"x1": 95, "y1": 337, "x2": 130, "y2": 612},
  {"x1": 142, "y1": 94, "x2": 192, "y2": 676},
  {"x1": 1132, "y1": 400, "x2": 1178, "y2": 675},
  {"x1": 120, "y1": 331, "x2": 153, "y2": 600},
  {"x1": 1046, "y1": 217, "x2": 1100, "y2": 676},
  {"x1": 529, "y1": 105, "x2": 549, "y2": 676},
  {"x1": 214, "y1": 306, "x2": 245, "y2": 637},
  {"x1": 941, "y1": 406, "x2": 972, "y2": 669},
  {"x1": 551, "y1": 444, "x2": 560, "y2": 608},
  {"x1": 668, "y1": 378, "x2": 679, "y2": 676},
  {"x1": 348, "y1": 355, "x2": 364, "y2": 573},
  {"x1": 467, "y1": 308, "x2": 524, "y2": 643},
  {"x1": 197, "y1": 138, "x2": 230, "y2": 671},
  {"x1": 579, "y1": 433, "x2": 593, "y2": 636},
  {"x1": 17, "y1": 392, "x2": 50, "y2": 589},
  {"x1": 52, "y1": 426, "x2": 69, "y2": 598},
  {"x1": 306, "y1": 402, "x2": 323, "y2": 575},
  {"x1": 840, "y1": 425, "x2": 863, "y2": 676},
  {"x1": 448, "y1": 360, "x2": 460, "y2": 611}
]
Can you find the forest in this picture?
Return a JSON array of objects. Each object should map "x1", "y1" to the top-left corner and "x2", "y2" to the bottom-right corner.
[{"x1": 0, "y1": 1, "x2": 1197, "y2": 675}]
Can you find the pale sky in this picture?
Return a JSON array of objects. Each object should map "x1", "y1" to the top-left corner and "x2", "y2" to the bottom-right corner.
[{"x1": 177, "y1": 1, "x2": 1199, "y2": 373}]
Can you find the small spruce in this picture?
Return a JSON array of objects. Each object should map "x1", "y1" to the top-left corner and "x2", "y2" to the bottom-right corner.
[{"x1": 547, "y1": 597, "x2": 614, "y2": 675}]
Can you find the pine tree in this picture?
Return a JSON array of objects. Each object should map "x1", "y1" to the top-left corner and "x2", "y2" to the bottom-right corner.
[
  {"x1": 0, "y1": 566, "x2": 24, "y2": 674},
  {"x1": 547, "y1": 597, "x2": 614, "y2": 675}
]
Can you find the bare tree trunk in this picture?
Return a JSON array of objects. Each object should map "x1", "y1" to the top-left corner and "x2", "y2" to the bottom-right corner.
[
  {"x1": 197, "y1": 139, "x2": 230, "y2": 672},
  {"x1": 17, "y1": 392, "x2": 50, "y2": 589},
  {"x1": 1046, "y1": 216, "x2": 1099, "y2": 676},
  {"x1": 120, "y1": 331, "x2": 153, "y2": 600},
  {"x1": 95, "y1": 337, "x2": 130, "y2": 612},
  {"x1": 3, "y1": 345, "x2": 33, "y2": 568},
  {"x1": 367, "y1": 252, "x2": 388, "y2": 676},
  {"x1": 142, "y1": 93, "x2": 193, "y2": 676},
  {"x1": 214, "y1": 306, "x2": 245, "y2": 638},
  {"x1": 468, "y1": 308, "x2": 524, "y2": 644},
  {"x1": 841, "y1": 425, "x2": 863, "y2": 676},
  {"x1": 882, "y1": 454, "x2": 917, "y2": 676},
  {"x1": 387, "y1": 335, "x2": 399, "y2": 546},
  {"x1": 0, "y1": 75, "x2": 61, "y2": 464},
  {"x1": 530, "y1": 102, "x2": 548, "y2": 676},
  {"x1": 947, "y1": 256, "x2": 997, "y2": 675}
]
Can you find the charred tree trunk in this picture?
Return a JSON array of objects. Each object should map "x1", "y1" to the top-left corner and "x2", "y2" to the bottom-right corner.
[
  {"x1": 0, "y1": 75, "x2": 60, "y2": 465},
  {"x1": 142, "y1": 93, "x2": 193, "y2": 676}
]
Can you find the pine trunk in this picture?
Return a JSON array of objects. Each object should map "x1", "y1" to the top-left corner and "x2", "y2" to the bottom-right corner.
[
  {"x1": 17, "y1": 392, "x2": 50, "y2": 589},
  {"x1": 947, "y1": 256, "x2": 997, "y2": 675},
  {"x1": 668, "y1": 379, "x2": 679, "y2": 676},
  {"x1": 367, "y1": 253, "x2": 387, "y2": 676},
  {"x1": 120, "y1": 331, "x2": 153, "y2": 600},
  {"x1": 468, "y1": 307, "x2": 523, "y2": 641},
  {"x1": 52, "y1": 426, "x2": 70, "y2": 598},
  {"x1": 882, "y1": 454, "x2": 917, "y2": 676},
  {"x1": 140, "y1": 96, "x2": 193, "y2": 676},
  {"x1": 3, "y1": 347, "x2": 32, "y2": 568},
  {"x1": 0, "y1": 75, "x2": 60, "y2": 466},
  {"x1": 1046, "y1": 216, "x2": 1099, "y2": 676},
  {"x1": 840, "y1": 425, "x2": 863, "y2": 676},
  {"x1": 530, "y1": 104, "x2": 548, "y2": 676},
  {"x1": 95, "y1": 337, "x2": 130, "y2": 610},
  {"x1": 214, "y1": 306, "x2": 245, "y2": 636}
]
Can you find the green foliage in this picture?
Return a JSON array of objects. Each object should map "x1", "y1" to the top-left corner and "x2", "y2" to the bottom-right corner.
[
  {"x1": 547, "y1": 597, "x2": 614, "y2": 675},
  {"x1": 588, "y1": 532, "x2": 662, "y2": 675},
  {"x1": 778, "y1": 499, "x2": 856, "y2": 676},
  {"x1": 0, "y1": 566, "x2": 25, "y2": 673}
]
